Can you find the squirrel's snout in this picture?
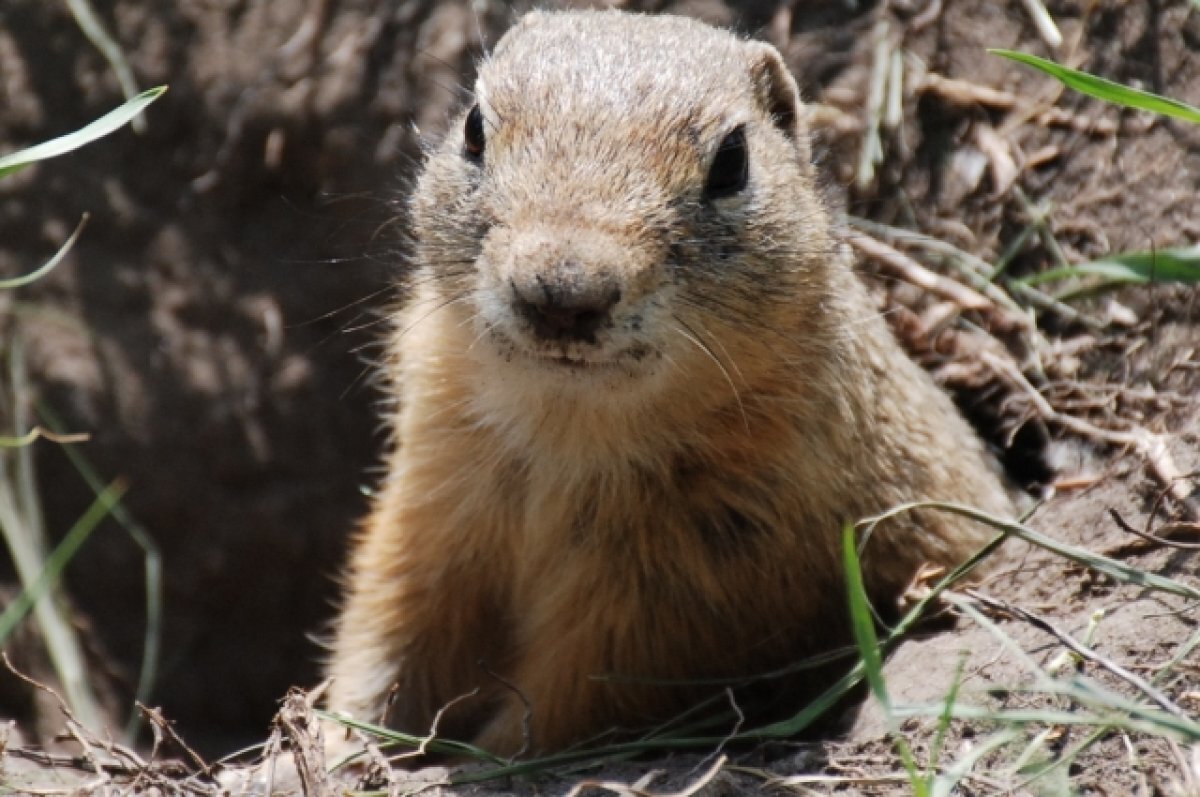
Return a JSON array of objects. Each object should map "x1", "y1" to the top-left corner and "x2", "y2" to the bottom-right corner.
[{"x1": 510, "y1": 267, "x2": 622, "y2": 345}]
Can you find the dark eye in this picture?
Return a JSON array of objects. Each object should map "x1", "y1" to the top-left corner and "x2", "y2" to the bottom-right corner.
[
  {"x1": 463, "y1": 105, "x2": 485, "y2": 162},
  {"x1": 702, "y1": 126, "x2": 748, "y2": 201}
]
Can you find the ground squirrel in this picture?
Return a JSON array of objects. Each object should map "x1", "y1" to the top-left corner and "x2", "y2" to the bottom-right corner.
[{"x1": 326, "y1": 9, "x2": 1015, "y2": 757}]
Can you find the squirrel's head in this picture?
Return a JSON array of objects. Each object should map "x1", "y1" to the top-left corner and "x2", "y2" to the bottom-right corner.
[{"x1": 409, "y1": 11, "x2": 838, "y2": 407}]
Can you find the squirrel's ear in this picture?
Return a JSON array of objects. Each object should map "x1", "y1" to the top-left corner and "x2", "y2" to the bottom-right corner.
[
  {"x1": 746, "y1": 43, "x2": 811, "y2": 165},
  {"x1": 493, "y1": 10, "x2": 547, "y2": 58},
  {"x1": 517, "y1": 9, "x2": 547, "y2": 27}
]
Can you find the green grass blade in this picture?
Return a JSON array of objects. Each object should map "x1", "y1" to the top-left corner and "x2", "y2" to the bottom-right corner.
[
  {"x1": 929, "y1": 653, "x2": 967, "y2": 772},
  {"x1": 932, "y1": 727, "x2": 1021, "y2": 797},
  {"x1": 843, "y1": 524, "x2": 889, "y2": 710},
  {"x1": 1014, "y1": 246, "x2": 1200, "y2": 288},
  {"x1": 317, "y1": 712, "x2": 505, "y2": 764},
  {"x1": 861, "y1": 502, "x2": 1200, "y2": 601},
  {"x1": 0, "y1": 214, "x2": 89, "y2": 290},
  {"x1": 895, "y1": 702, "x2": 1200, "y2": 742},
  {"x1": 991, "y1": 50, "x2": 1200, "y2": 124},
  {"x1": 0, "y1": 480, "x2": 125, "y2": 644},
  {"x1": 38, "y1": 401, "x2": 162, "y2": 742},
  {"x1": 1009, "y1": 727, "x2": 1060, "y2": 780},
  {"x1": 752, "y1": 530, "x2": 1008, "y2": 740},
  {"x1": 0, "y1": 86, "x2": 167, "y2": 178},
  {"x1": 843, "y1": 524, "x2": 925, "y2": 795},
  {"x1": 63, "y1": 0, "x2": 144, "y2": 129}
]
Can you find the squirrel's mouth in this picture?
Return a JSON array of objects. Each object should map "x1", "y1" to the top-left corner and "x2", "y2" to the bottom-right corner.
[
  {"x1": 527, "y1": 344, "x2": 663, "y2": 379},
  {"x1": 524, "y1": 347, "x2": 633, "y2": 372},
  {"x1": 484, "y1": 326, "x2": 656, "y2": 374},
  {"x1": 540, "y1": 353, "x2": 612, "y2": 369}
]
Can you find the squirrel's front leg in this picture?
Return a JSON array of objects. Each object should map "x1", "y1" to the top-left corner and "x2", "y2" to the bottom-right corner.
[{"x1": 325, "y1": 464, "x2": 512, "y2": 748}]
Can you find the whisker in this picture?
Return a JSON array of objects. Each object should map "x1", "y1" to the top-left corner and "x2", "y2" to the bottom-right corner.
[
  {"x1": 675, "y1": 313, "x2": 746, "y2": 388},
  {"x1": 342, "y1": 312, "x2": 399, "y2": 336},
  {"x1": 674, "y1": 294, "x2": 799, "y2": 349},
  {"x1": 300, "y1": 285, "x2": 399, "y2": 327},
  {"x1": 409, "y1": 294, "x2": 471, "y2": 336},
  {"x1": 464, "y1": 321, "x2": 494, "y2": 355},
  {"x1": 340, "y1": 295, "x2": 473, "y2": 397},
  {"x1": 670, "y1": 315, "x2": 748, "y2": 431},
  {"x1": 340, "y1": 360, "x2": 379, "y2": 402}
]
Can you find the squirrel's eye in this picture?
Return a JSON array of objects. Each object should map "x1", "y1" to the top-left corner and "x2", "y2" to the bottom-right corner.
[
  {"x1": 702, "y1": 126, "x2": 748, "y2": 201},
  {"x1": 700, "y1": 126, "x2": 744, "y2": 199},
  {"x1": 464, "y1": 105, "x2": 486, "y2": 162}
]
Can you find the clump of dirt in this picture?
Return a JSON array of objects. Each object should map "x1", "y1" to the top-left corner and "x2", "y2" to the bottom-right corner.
[{"x1": 1, "y1": 0, "x2": 1197, "y2": 794}]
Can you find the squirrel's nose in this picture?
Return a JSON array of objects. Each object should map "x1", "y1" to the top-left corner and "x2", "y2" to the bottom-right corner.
[{"x1": 511, "y1": 268, "x2": 621, "y2": 345}]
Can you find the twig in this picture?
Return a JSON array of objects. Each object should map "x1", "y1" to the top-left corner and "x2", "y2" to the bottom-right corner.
[
  {"x1": 856, "y1": 22, "x2": 892, "y2": 190},
  {"x1": 845, "y1": 215, "x2": 1032, "y2": 326},
  {"x1": 982, "y1": 351, "x2": 1198, "y2": 518},
  {"x1": 563, "y1": 755, "x2": 726, "y2": 797},
  {"x1": 564, "y1": 769, "x2": 662, "y2": 797},
  {"x1": 1147, "y1": 470, "x2": 1200, "y2": 529},
  {"x1": 1035, "y1": 107, "x2": 1117, "y2": 135},
  {"x1": 850, "y1": 233, "x2": 997, "y2": 314},
  {"x1": 277, "y1": 688, "x2": 335, "y2": 797},
  {"x1": 6, "y1": 743, "x2": 212, "y2": 795},
  {"x1": 884, "y1": 48, "x2": 904, "y2": 132},
  {"x1": 1108, "y1": 509, "x2": 1200, "y2": 550},
  {"x1": 967, "y1": 590, "x2": 1189, "y2": 721},
  {"x1": 8, "y1": 747, "x2": 129, "y2": 776},
  {"x1": 910, "y1": 0, "x2": 944, "y2": 33},
  {"x1": 2, "y1": 654, "x2": 109, "y2": 786},
  {"x1": 7, "y1": 706, "x2": 208, "y2": 794},
  {"x1": 0, "y1": 426, "x2": 90, "y2": 447},
  {"x1": 352, "y1": 739, "x2": 394, "y2": 793},
  {"x1": 390, "y1": 687, "x2": 482, "y2": 762},
  {"x1": 480, "y1": 660, "x2": 533, "y2": 761},
  {"x1": 380, "y1": 681, "x2": 401, "y2": 728},
  {"x1": 688, "y1": 689, "x2": 743, "y2": 780},
  {"x1": 661, "y1": 755, "x2": 726, "y2": 797},
  {"x1": 1018, "y1": 0, "x2": 1063, "y2": 48},
  {"x1": 1137, "y1": 435, "x2": 1199, "y2": 520},
  {"x1": 259, "y1": 724, "x2": 285, "y2": 797},
  {"x1": 140, "y1": 703, "x2": 212, "y2": 777},
  {"x1": 1008, "y1": 281, "x2": 1104, "y2": 330},
  {"x1": 920, "y1": 73, "x2": 1018, "y2": 109},
  {"x1": 769, "y1": 770, "x2": 915, "y2": 787}
]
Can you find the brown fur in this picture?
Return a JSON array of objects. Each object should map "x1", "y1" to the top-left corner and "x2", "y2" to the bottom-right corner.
[{"x1": 326, "y1": 9, "x2": 1014, "y2": 757}]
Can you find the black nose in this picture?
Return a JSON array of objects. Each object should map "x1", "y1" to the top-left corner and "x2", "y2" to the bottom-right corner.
[{"x1": 511, "y1": 273, "x2": 621, "y2": 344}]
